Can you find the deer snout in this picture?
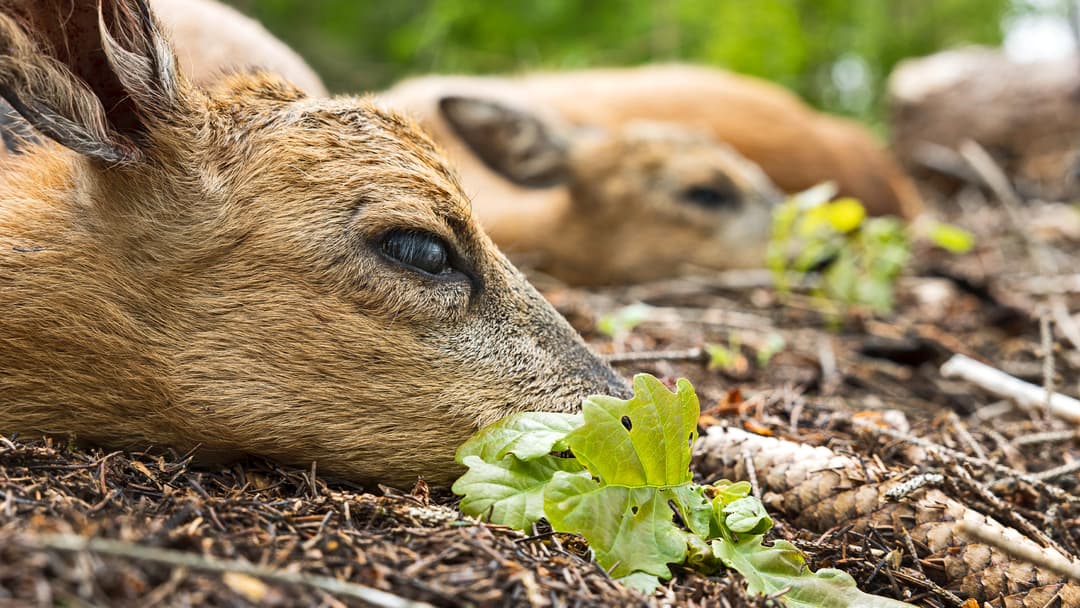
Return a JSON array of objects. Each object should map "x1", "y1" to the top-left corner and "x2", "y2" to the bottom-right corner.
[{"x1": 577, "y1": 350, "x2": 632, "y2": 401}]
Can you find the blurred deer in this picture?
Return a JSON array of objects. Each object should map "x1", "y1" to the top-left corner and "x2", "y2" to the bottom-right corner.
[
  {"x1": 152, "y1": 0, "x2": 327, "y2": 95},
  {"x1": 890, "y1": 47, "x2": 1080, "y2": 201},
  {"x1": 0, "y1": 0, "x2": 626, "y2": 488}
]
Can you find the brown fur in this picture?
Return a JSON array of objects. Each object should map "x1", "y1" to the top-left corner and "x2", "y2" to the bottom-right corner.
[
  {"x1": 151, "y1": 0, "x2": 327, "y2": 95},
  {"x1": 386, "y1": 67, "x2": 922, "y2": 220},
  {"x1": 889, "y1": 47, "x2": 1080, "y2": 201},
  {"x1": 0, "y1": 0, "x2": 626, "y2": 489}
]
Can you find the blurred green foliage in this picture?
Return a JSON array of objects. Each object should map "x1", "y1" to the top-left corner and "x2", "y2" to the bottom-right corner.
[{"x1": 227, "y1": 0, "x2": 1033, "y2": 123}]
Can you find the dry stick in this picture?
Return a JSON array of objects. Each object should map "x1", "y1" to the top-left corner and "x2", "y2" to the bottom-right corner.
[
  {"x1": 1041, "y1": 312, "x2": 1056, "y2": 412},
  {"x1": 28, "y1": 534, "x2": 435, "y2": 608},
  {"x1": 1032, "y1": 459, "x2": 1080, "y2": 483},
  {"x1": 1011, "y1": 429, "x2": 1080, "y2": 447},
  {"x1": 958, "y1": 140, "x2": 1055, "y2": 274},
  {"x1": 949, "y1": 464, "x2": 1067, "y2": 556},
  {"x1": 946, "y1": 412, "x2": 987, "y2": 461},
  {"x1": 851, "y1": 418, "x2": 1077, "y2": 503},
  {"x1": 957, "y1": 521, "x2": 1080, "y2": 584},
  {"x1": 1051, "y1": 295, "x2": 1080, "y2": 350},
  {"x1": 603, "y1": 347, "x2": 706, "y2": 365},
  {"x1": 941, "y1": 354, "x2": 1080, "y2": 424},
  {"x1": 958, "y1": 140, "x2": 1080, "y2": 383}
]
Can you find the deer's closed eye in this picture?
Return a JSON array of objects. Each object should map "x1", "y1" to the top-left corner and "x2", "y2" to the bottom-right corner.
[
  {"x1": 682, "y1": 185, "x2": 739, "y2": 209},
  {"x1": 381, "y1": 230, "x2": 455, "y2": 276}
]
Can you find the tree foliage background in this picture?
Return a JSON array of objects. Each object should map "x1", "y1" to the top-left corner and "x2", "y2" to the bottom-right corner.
[{"x1": 225, "y1": 0, "x2": 1067, "y2": 124}]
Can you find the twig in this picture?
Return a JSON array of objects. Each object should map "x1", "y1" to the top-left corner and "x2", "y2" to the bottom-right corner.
[
  {"x1": 940, "y1": 354, "x2": 1080, "y2": 424},
  {"x1": 950, "y1": 465, "x2": 1067, "y2": 555},
  {"x1": 26, "y1": 534, "x2": 435, "y2": 608},
  {"x1": 851, "y1": 418, "x2": 1077, "y2": 502},
  {"x1": 742, "y1": 447, "x2": 762, "y2": 501},
  {"x1": 1011, "y1": 429, "x2": 1080, "y2": 447},
  {"x1": 1051, "y1": 295, "x2": 1080, "y2": 350},
  {"x1": 603, "y1": 348, "x2": 705, "y2": 365},
  {"x1": 957, "y1": 521, "x2": 1080, "y2": 584},
  {"x1": 959, "y1": 140, "x2": 1055, "y2": 275},
  {"x1": 1041, "y1": 311, "x2": 1056, "y2": 412},
  {"x1": 1031, "y1": 459, "x2": 1080, "y2": 483},
  {"x1": 946, "y1": 412, "x2": 987, "y2": 461}
]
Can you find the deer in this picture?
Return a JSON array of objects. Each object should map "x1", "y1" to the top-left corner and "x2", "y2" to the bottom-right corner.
[
  {"x1": 383, "y1": 68, "x2": 924, "y2": 223},
  {"x1": 889, "y1": 47, "x2": 1080, "y2": 202},
  {"x1": 0, "y1": 0, "x2": 628, "y2": 489},
  {"x1": 99, "y1": 1, "x2": 781, "y2": 285},
  {"x1": 152, "y1": 0, "x2": 327, "y2": 95}
]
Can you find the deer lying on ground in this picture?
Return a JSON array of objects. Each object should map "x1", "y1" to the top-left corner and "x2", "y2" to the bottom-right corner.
[
  {"x1": 889, "y1": 47, "x2": 1080, "y2": 201},
  {"x1": 384, "y1": 68, "x2": 924, "y2": 223},
  {"x1": 380, "y1": 68, "x2": 927, "y2": 284},
  {"x1": 384, "y1": 93, "x2": 784, "y2": 285},
  {"x1": 0, "y1": 0, "x2": 626, "y2": 488}
]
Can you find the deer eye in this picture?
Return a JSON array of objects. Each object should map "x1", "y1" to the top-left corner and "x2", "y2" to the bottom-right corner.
[
  {"x1": 683, "y1": 185, "x2": 739, "y2": 209},
  {"x1": 381, "y1": 230, "x2": 454, "y2": 276}
]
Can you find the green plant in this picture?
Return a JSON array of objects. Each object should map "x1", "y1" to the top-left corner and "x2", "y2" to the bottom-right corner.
[
  {"x1": 453, "y1": 374, "x2": 915, "y2": 606},
  {"x1": 595, "y1": 302, "x2": 652, "y2": 338},
  {"x1": 767, "y1": 185, "x2": 910, "y2": 316}
]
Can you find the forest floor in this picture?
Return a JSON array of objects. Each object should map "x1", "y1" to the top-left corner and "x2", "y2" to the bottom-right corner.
[{"x1": 2, "y1": 188, "x2": 1079, "y2": 607}]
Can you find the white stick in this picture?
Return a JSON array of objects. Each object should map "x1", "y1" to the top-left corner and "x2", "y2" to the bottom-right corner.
[{"x1": 940, "y1": 354, "x2": 1080, "y2": 424}]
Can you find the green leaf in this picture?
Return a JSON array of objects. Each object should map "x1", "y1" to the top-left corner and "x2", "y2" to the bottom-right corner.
[
  {"x1": 545, "y1": 474, "x2": 690, "y2": 579},
  {"x1": 542, "y1": 374, "x2": 703, "y2": 581},
  {"x1": 616, "y1": 572, "x2": 663, "y2": 595},
  {"x1": 803, "y1": 198, "x2": 866, "y2": 234},
  {"x1": 711, "y1": 480, "x2": 753, "y2": 506},
  {"x1": 756, "y1": 334, "x2": 787, "y2": 367},
  {"x1": 722, "y1": 497, "x2": 774, "y2": 536},
  {"x1": 563, "y1": 374, "x2": 699, "y2": 486},
  {"x1": 455, "y1": 411, "x2": 582, "y2": 462},
  {"x1": 705, "y1": 342, "x2": 736, "y2": 371},
  {"x1": 453, "y1": 376, "x2": 915, "y2": 606},
  {"x1": 453, "y1": 454, "x2": 585, "y2": 530},
  {"x1": 713, "y1": 537, "x2": 916, "y2": 608},
  {"x1": 927, "y1": 221, "x2": 975, "y2": 253}
]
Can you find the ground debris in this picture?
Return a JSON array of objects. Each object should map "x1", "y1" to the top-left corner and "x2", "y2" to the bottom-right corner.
[{"x1": 0, "y1": 438, "x2": 652, "y2": 607}]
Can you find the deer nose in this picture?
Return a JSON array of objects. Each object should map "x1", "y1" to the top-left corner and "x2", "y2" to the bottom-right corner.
[{"x1": 592, "y1": 360, "x2": 632, "y2": 399}]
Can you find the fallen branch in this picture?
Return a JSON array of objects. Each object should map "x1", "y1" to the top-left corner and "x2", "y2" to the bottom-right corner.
[
  {"x1": 957, "y1": 520, "x2": 1080, "y2": 583},
  {"x1": 24, "y1": 534, "x2": 435, "y2": 608},
  {"x1": 940, "y1": 354, "x2": 1080, "y2": 424},
  {"x1": 603, "y1": 347, "x2": 706, "y2": 365}
]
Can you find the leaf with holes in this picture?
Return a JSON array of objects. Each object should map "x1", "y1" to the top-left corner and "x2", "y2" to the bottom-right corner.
[
  {"x1": 452, "y1": 374, "x2": 917, "y2": 606},
  {"x1": 559, "y1": 374, "x2": 699, "y2": 486},
  {"x1": 542, "y1": 374, "x2": 706, "y2": 587}
]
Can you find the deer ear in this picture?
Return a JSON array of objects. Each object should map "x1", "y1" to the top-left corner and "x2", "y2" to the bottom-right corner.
[
  {"x1": 0, "y1": 0, "x2": 182, "y2": 164},
  {"x1": 438, "y1": 95, "x2": 570, "y2": 188}
]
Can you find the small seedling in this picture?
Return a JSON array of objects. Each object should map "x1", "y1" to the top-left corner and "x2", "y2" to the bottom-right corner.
[
  {"x1": 596, "y1": 302, "x2": 652, "y2": 338},
  {"x1": 756, "y1": 333, "x2": 787, "y2": 367},
  {"x1": 705, "y1": 333, "x2": 746, "y2": 373},
  {"x1": 768, "y1": 184, "x2": 977, "y2": 319},
  {"x1": 453, "y1": 374, "x2": 915, "y2": 607},
  {"x1": 767, "y1": 185, "x2": 909, "y2": 316}
]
